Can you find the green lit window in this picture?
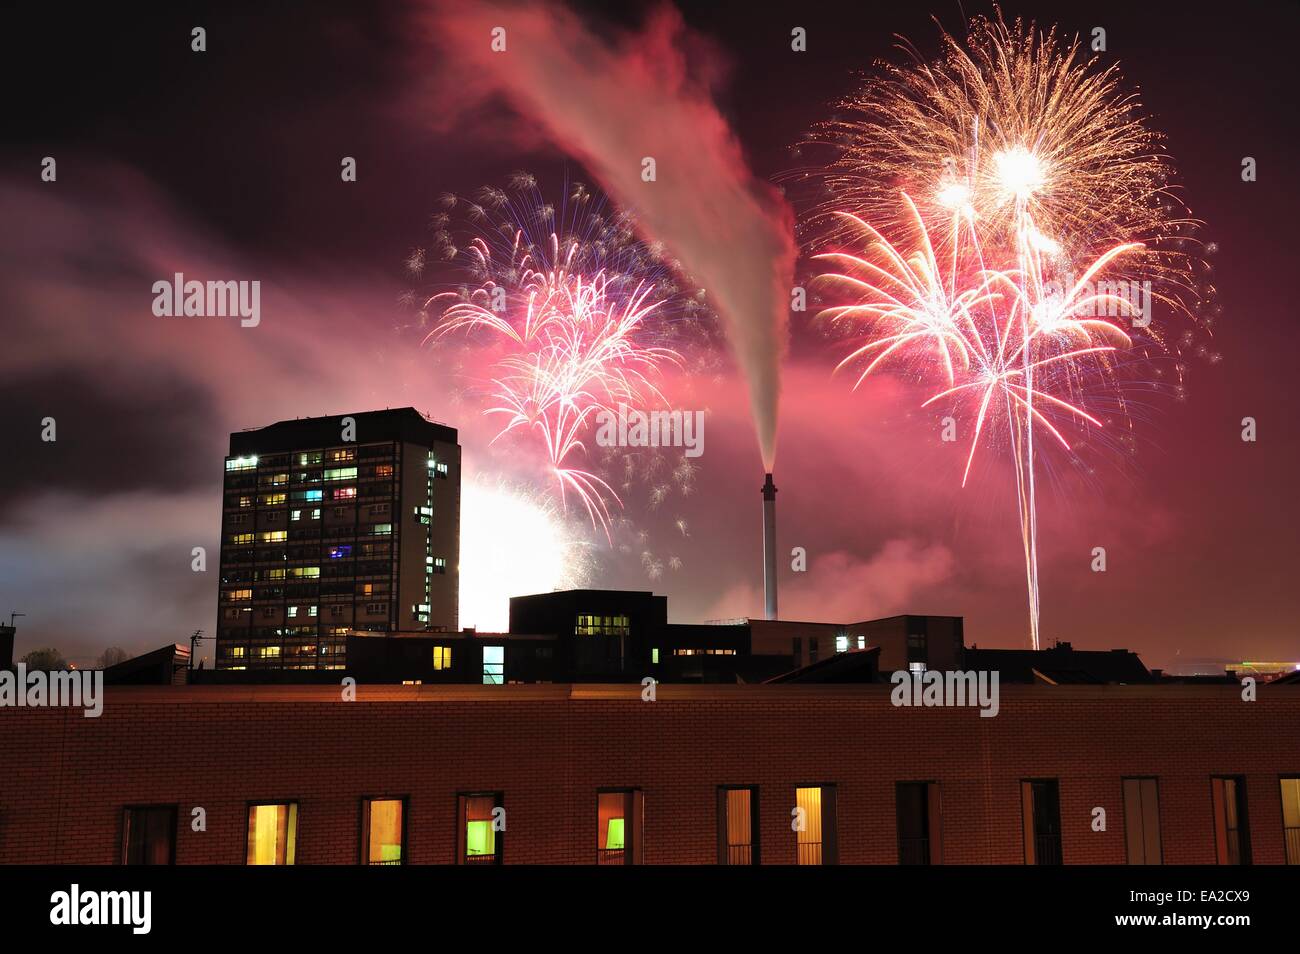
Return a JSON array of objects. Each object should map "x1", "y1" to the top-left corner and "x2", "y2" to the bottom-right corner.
[{"x1": 458, "y1": 793, "x2": 502, "y2": 864}]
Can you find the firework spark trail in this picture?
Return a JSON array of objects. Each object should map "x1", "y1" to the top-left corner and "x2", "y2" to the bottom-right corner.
[
  {"x1": 809, "y1": 7, "x2": 1203, "y2": 647},
  {"x1": 420, "y1": 189, "x2": 683, "y2": 541},
  {"x1": 816, "y1": 196, "x2": 1143, "y2": 649}
]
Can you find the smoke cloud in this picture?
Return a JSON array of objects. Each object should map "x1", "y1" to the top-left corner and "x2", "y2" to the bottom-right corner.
[{"x1": 423, "y1": 0, "x2": 795, "y2": 468}]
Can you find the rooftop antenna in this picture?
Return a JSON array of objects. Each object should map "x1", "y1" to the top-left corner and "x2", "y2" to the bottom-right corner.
[
  {"x1": 188, "y1": 629, "x2": 206, "y2": 669},
  {"x1": 8, "y1": 613, "x2": 25, "y2": 628}
]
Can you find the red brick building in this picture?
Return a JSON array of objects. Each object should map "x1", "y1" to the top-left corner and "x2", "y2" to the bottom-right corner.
[{"x1": 1, "y1": 682, "x2": 1297, "y2": 865}]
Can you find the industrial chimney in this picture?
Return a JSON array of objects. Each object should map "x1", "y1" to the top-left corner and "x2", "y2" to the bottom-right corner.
[{"x1": 762, "y1": 473, "x2": 778, "y2": 620}]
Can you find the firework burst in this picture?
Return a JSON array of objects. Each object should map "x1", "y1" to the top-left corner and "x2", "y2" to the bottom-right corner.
[
  {"x1": 413, "y1": 176, "x2": 706, "y2": 546},
  {"x1": 811, "y1": 8, "x2": 1205, "y2": 648}
]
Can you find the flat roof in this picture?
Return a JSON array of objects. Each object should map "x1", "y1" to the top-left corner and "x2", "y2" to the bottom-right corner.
[
  {"x1": 229, "y1": 407, "x2": 457, "y2": 455},
  {"x1": 75, "y1": 682, "x2": 1299, "y2": 705}
]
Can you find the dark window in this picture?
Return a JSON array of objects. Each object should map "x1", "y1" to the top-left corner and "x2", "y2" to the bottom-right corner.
[
  {"x1": 896, "y1": 782, "x2": 941, "y2": 865},
  {"x1": 717, "y1": 786, "x2": 759, "y2": 865},
  {"x1": 121, "y1": 805, "x2": 177, "y2": 865},
  {"x1": 1211, "y1": 776, "x2": 1251, "y2": 865},
  {"x1": 457, "y1": 792, "x2": 504, "y2": 865},
  {"x1": 795, "y1": 784, "x2": 837, "y2": 865},
  {"x1": 1021, "y1": 780, "x2": 1062, "y2": 865},
  {"x1": 597, "y1": 790, "x2": 643, "y2": 865},
  {"x1": 1123, "y1": 778, "x2": 1162, "y2": 865}
]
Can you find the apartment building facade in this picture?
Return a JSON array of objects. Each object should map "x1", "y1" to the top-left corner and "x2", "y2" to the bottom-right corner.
[
  {"x1": 2, "y1": 682, "x2": 1296, "y2": 865},
  {"x1": 216, "y1": 409, "x2": 460, "y2": 671}
]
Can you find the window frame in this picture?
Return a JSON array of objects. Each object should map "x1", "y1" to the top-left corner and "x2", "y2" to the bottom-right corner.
[
  {"x1": 717, "y1": 785, "x2": 760, "y2": 865},
  {"x1": 245, "y1": 799, "x2": 300, "y2": 866},
  {"x1": 596, "y1": 788, "x2": 644, "y2": 865},
  {"x1": 456, "y1": 791, "x2": 505, "y2": 865},
  {"x1": 359, "y1": 795, "x2": 408, "y2": 866},
  {"x1": 1122, "y1": 776, "x2": 1163, "y2": 865},
  {"x1": 793, "y1": 783, "x2": 838, "y2": 865},
  {"x1": 120, "y1": 804, "x2": 178, "y2": 866}
]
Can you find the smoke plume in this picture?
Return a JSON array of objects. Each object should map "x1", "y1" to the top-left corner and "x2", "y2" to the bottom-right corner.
[{"x1": 423, "y1": 0, "x2": 795, "y2": 468}]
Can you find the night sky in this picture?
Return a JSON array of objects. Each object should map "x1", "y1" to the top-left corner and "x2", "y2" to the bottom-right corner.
[{"x1": 2, "y1": 0, "x2": 1297, "y2": 669}]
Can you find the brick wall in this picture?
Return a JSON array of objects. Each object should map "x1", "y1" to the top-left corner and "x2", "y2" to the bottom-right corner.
[{"x1": 0, "y1": 683, "x2": 1296, "y2": 864}]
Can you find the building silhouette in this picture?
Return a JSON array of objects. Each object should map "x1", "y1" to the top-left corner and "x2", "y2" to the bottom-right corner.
[{"x1": 215, "y1": 409, "x2": 460, "y2": 671}]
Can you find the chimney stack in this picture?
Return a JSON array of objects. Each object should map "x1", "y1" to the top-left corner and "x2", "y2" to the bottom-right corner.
[{"x1": 762, "y1": 473, "x2": 778, "y2": 621}]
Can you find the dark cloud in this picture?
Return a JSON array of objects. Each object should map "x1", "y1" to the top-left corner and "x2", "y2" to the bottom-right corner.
[{"x1": 0, "y1": 366, "x2": 221, "y2": 517}]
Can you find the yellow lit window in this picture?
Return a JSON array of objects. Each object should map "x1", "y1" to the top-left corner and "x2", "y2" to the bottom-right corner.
[
  {"x1": 247, "y1": 803, "x2": 297, "y2": 865},
  {"x1": 363, "y1": 799, "x2": 404, "y2": 865},
  {"x1": 796, "y1": 787, "x2": 823, "y2": 865},
  {"x1": 225, "y1": 589, "x2": 252, "y2": 602},
  {"x1": 230, "y1": 533, "x2": 254, "y2": 546},
  {"x1": 433, "y1": 646, "x2": 452, "y2": 670}
]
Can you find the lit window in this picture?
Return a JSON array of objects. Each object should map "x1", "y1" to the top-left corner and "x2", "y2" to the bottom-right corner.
[
  {"x1": 835, "y1": 635, "x2": 849, "y2": 653},
  {"x1": 246, "y1": 803, "x2": 297, "y2": 865},
  {"x1": 574, "y1": 614, "x2": 630, "y2": 637},
  {"x1": 258, "y1": 531, "x2": 287, "y2": 543},
  {"x1": 229, "y1": 533, "x2": 254, "y2": 546},
  {"x1": 796, "y1": 785, "x2": 837, "y2": 865},
  {"x1": 324, "y1": 466, "x2": 358, "y2": 481},
  {"x1": 287, "y1": 606, "x2": 298, "y2": 618},
  {"x1": 362, "y1": 798, "x2": 404, "y2": 865},
  {"x1": 308, "y1": 605, "x2": 318, "y2": 617},
  {"x1": 329, "y1": 449, "x2": 356, "y2": 463},
  {"x1": 290, "y1": 509, "x2": 301, "y2": 521},
  {"x1": 1281, "y1": 778, "x2": 1300, "y2": 865},
  {"x1": 329, "y1": 545, "x2": 353, "y2": 559},
  {"x1": 458, "y1": 794, "x2": 503, "y2": 864},
  {"x1": 482, "y1": 646, "x2": 504, "y2": 685},
  {"x1": 719, "y1": 787, "x2": 757, "y2": 865},
  {"x1": 290, "y1": 567, "x2": 320, "y2": 578},
  {"x1": 310, "y1": 508, "x2": 321, "y2": 520},
  {"x1": 433, "y1": 646, "x2": 452, "y2": 670},
  {"x1": 334, "y1": 487, "x2": 357, "y2": 500},
  {"x1": 224, "y1": 589, "x2": 253, "y2": 602},
  {"x1": 225, "y1": 456, "x2": 257, "y2": 471},
  {"x1": 597, "y1": 790, "x2": 643, "y2": 864},
  {"x1": 375, "y1": 464, "x2": 394, "y2": 479},
  {"x1": 652, "y1": 648, "x2": 659, "y2": 664},
  {"x1": 372, "y1": 523, "x2": 392, "y2": 535},
  {"x1": 238, "y1": 496, "x2": 253, "y2": 508},
  {"x1": 305, "y1": 490, "x2": 323, "y2": 503},
  {"x1": 261, "y1": 493, "x2": 287, "y2": 506}
]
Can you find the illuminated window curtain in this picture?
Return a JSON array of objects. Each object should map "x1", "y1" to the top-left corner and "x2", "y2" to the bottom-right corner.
[
  {"x1": 795, "y1": 787, "x2": 822, "y2": 865},
  {"x1": 464, "y1": 796, "x2": 496, "y2": 861},
  {"x1": 597, "y1": 792, "x2": 627, "y2": 864},
  {"x1": 247, "y1": 804, "x2": 296, "y2": 865},
  {"x1": 1281, "y1": 778, "x2": 1300, "y2": 864},
  {"x1": 726, "y1": 789, "x2": 752, "y2": 864},
  {"x1": 367, "y1": 799, "x2": 403, "y2": 864}
]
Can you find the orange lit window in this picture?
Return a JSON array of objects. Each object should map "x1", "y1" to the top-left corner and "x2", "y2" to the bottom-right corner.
[{"x1": 247, "y1": 803, "x2": 297, "y2": 865}]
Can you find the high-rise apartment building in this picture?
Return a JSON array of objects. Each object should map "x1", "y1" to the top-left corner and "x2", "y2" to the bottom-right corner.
[{"x1": 215, "y1": 409, "x2": 460, "y2": 671}]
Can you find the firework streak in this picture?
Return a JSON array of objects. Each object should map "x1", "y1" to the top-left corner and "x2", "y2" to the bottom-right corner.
[
  {"x1": 421, "y1": 185, "x2": 682, "y2": 540},
  {"x1": 813, "y1": 10, "x2": 1202, "y2": 648}
]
